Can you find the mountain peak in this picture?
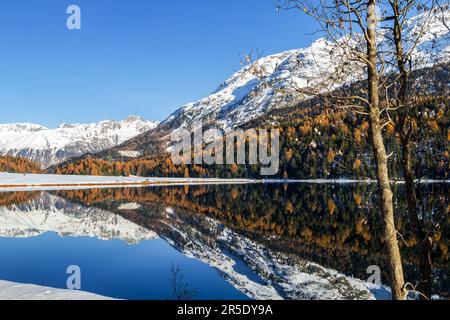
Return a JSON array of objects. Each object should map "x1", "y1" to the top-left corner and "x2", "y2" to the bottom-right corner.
[
  {"x1": 123, "y1": 115, "x2": 144, "y2": 122},
  {"x1": 161, "y1": 11, "x2": 449, "y2": 132},
  {"x1": 0, "y1": 123, "x2": 48, "y2": 132}
]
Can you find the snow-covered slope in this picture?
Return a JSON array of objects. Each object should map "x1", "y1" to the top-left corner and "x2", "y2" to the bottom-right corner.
[
  {"x1": 0, "y1": 192, "x2": 156, "y2": 244},
  {"x1": 0, "y1": 280, "x2": 114, "y2": 300},
  {"x1": 161, "y1": 11, "x2": 449, "y2": 131},
  {"x1": 0, "y1": 116, "x2": 158, "y2": 168}
]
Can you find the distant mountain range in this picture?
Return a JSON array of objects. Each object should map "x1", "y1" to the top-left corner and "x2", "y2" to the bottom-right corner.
[
  {"x1": 1, "y1": 11, "x2": 448, "y2": 170},
  {"x1": 0, "y1": 116, "x2": 158, "y2": 168}
]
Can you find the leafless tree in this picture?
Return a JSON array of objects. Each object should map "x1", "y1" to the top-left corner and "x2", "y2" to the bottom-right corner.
[
  {"x1": 436, "y1": 0, "x2": 450, "y2": 31},
  {"x1": 169, "y1": 263, "x2": 197, "y2": 300},
  {"x1": 273, "y1": 0, "x2": 409, "y2": 299},
  {"x1": 380, "y1": 0, "x2": 447, "y2": 299}
]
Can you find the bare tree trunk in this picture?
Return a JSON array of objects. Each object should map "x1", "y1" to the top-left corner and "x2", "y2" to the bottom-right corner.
[
  {"x1": 400, "y1": 134, "x2": 432, "y2": 298},
  {"x1": 391, "y1": 1, "x2": 432, "y2": 299},
  {"x1": 276, "y1": 0, "x2": 409, "y2": 299},
  {"x1": 369, "y1": 108, "x2": 407, "y2": 300},
  {"x1": 367, "y1": 1, "x2": 407, "y2": 300}
]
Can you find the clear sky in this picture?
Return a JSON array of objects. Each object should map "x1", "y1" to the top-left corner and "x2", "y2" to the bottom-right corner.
[{"x1": 0, "y1": 0, "x2": 318, "y2": 128}]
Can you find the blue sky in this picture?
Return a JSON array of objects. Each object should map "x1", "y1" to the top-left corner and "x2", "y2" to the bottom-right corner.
[{"x1": 0, "y1": 0, "x2": 317, "y2": 128}]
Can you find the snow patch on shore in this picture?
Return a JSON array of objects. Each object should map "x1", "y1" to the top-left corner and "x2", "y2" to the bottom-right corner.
[
  {"x1": 0, "y1": 280, "x2": 114, "y2": 300},
  {"x1": 0, "y1": 172, "x2": 260, "y2": 191}
]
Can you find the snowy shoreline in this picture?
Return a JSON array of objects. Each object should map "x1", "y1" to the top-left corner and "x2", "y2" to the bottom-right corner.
[
  {"x1": 264, "y1": 178, "x2": 449, "y2": 184},
  {"x1": 0, "y1": 280, "x2": 114, "y2": 300},
  {"x1": 0, "y1": 173, "x2": 261, "y2": 192},
  {"x1": 0, "y1": 173, "x2": 448, "y2": 192}
]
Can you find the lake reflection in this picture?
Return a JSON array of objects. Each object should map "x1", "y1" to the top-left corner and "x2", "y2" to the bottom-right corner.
[{"x1": 0, "y1": 183, "x2": 448, "y2": 299}]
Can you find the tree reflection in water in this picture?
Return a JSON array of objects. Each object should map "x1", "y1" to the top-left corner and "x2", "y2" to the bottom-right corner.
[{"x1": 4, "y1": 183, "x2": 447, "y2": 297}]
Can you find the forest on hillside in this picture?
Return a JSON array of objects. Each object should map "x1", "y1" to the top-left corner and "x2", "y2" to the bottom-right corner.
[
  {"x1": 2, "y1": 94, "x2": 446, "y2": 180},
  {"x1": 47, "y1": 95, "x2": 449, "y2": 180},
  {"x1": 0, "y1": 156, "x2": 43, "y2": 174}
]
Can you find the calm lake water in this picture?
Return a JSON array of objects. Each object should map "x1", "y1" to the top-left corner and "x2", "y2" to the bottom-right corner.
[{"x1": 0, "y1": 183, "x2": 448, "y2": 299}]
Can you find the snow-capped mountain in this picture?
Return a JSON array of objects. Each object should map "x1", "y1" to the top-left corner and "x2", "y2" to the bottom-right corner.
[
  {"x1": 162, "y1": 11, "x2": 449, "y2": 131},
  {"x1": 0, "y1": 116, "x2": 158, "y2": 168},
  {"x1": 0, "y1": 192, "x2": 156, "y2": 244}
]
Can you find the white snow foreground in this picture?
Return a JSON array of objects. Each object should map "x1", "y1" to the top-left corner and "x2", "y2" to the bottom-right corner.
[{"x1": 0, "y1": 280, "x2": 114, "y2": 300}]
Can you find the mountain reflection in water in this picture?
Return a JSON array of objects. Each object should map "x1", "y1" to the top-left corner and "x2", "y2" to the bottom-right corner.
[{"x1": 0, "y1": 183, "x2": 448, "y2": 299}]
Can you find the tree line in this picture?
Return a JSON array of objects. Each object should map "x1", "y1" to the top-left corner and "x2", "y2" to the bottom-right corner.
[{"x1": 0, "y1": 156, "x2": 43, "y2": 174}]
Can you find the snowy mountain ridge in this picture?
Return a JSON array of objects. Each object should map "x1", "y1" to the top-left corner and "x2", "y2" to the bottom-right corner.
[
  {"x1": 0, "y1": 116, "x2": 158, "y2": 168},
  {"x1": 162, "y1": 10, "x2": 450, "y2": 132}
]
